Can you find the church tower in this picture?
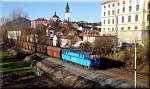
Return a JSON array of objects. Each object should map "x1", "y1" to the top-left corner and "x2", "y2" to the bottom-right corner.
[{"x1": 65, "y1": 2, "x2": 71, "y2": 22}]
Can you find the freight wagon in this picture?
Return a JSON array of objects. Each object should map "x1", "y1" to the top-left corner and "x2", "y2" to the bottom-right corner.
[
  {"x1": 36, "y1": 44, "x2": 47, "y2": 54},
  {"x1": 22, "y1": 42, "x2": 29, "y2": 49},
  {"x1": 28, "y1": 42, "x2": 35, "y2": 51},
  {"x1": 47, "y1": 46, "x2": 61, "y2": 58},
  {"x1": 61, "y1": 49, "x2": 101, "y2": 68}
]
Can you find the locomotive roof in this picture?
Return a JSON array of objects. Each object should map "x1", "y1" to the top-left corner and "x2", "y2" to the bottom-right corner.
[{"x1": 63, "y1": 49, "x2": 92, "y2": 55}]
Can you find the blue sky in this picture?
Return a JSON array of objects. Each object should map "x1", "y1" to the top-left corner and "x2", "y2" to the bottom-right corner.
[{"x1": 1, "y1": 0, "x2": 102, "y2": 22}]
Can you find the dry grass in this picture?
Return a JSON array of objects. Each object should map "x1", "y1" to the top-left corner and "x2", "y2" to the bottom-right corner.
[{"x1": 105, "y1": 46, "x2": 149, "y2": 74}]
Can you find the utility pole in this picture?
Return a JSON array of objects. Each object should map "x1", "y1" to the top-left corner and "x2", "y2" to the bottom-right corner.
[
  {"x1": 114, "y1": 1, "x2": 118, "y2": 60},
  {"x1": 134, "y1": 40, "x2": 137, "y2": 88},
  {"x1": 34, "y1": 28, "x2": 37, "y2": 53},
  {"x1": 16, "y1": 18, "x2": 21, "y2": 58},
  {"x1": 141, "y1": 0, "x2": 146, "y2": 45},
  {"x1": 114, "y1": 16, "x2": 118, "y2": 60}
]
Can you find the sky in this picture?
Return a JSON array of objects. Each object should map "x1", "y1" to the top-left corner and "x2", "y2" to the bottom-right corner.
[{"x1": 1, "y1": 0, "x2": 102, "y2": 23}]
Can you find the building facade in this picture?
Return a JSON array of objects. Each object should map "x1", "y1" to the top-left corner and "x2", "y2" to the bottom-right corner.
[
  {"x1": 100, "y1": 0, "x2": 149, "y2": 44},
  {"x1": 31, "y1": 18, "x2": 48, "y2": 28}
]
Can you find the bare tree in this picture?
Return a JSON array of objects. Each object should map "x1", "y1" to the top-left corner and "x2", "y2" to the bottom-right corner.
[
  {"x1": 3, "y1": 9, "x2": 29, "y2": 58},
  {"x1": 79, "y1": 42, "x2": 93, "y2": 51},
  {"x1": 94, "y1": 36, "x2": 115, "y2": 56},
  {"x1": 36, "y1": 24, "x2": 47, "y2": 44},
  {"x1": 9, "y1": 9, "x2": 28, "y2": 20}
]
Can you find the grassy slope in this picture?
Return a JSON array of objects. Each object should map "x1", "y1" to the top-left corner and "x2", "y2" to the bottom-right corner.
[
  {"x1": 0, "y1": 51, "x2": 34, "y2": 74},
  {"x1": 105, "y1": 46, "x2": 149, "y2": 74}
]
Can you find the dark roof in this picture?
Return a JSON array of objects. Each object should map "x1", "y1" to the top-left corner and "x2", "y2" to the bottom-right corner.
[
  {"x1": 65, "y1": 2, "x2": 70, "y2": 13},
  {"x1": 52, "y1": 11, "x2": 59, "y2": 18}
]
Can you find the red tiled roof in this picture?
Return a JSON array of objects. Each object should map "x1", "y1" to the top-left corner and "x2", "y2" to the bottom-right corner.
[
  {"x1": 80, "y1": 30, "x2": 99, "y2": 36},
  {"x1": 101, "y1": 0, "x2": 118, "y2": 5},
  {"x1": 34, "y1": 18, "x2": 48, "y2": 21}
]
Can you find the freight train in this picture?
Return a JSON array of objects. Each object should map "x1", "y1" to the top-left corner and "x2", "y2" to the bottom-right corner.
[{"x1": 20, "y1": 41, "x2": 101, "y2": 68}]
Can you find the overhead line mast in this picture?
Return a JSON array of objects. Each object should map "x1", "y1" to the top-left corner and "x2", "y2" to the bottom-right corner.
[{"x1": 141, "y1": 0, "x2": 146, "y2": 46}]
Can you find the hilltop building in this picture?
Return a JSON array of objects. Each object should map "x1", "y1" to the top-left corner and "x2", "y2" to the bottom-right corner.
[{"x1": 100, "y1": 0, "x2": 149, "y2": 44}]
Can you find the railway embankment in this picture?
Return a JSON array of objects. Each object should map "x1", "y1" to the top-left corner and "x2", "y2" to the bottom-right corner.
[
  {"x1": 34, "y1": 53, "x2": 148, "y2": 88},
  {"x1": 2, "y1": 47, "x2": 149, "y2": 88}
]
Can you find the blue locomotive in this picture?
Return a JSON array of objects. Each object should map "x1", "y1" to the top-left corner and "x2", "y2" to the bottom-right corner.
[{"x1": 61, "y1": 49, "x2": 101, "y2": 68}]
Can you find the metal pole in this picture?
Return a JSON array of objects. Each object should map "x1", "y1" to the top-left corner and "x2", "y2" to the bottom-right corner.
[
  {"x1": 113, "y1": 16, "x2": 118, "y2": 60},
  {"x1": 113, "y1": 1, "x2": 118, "y2": 60},
  {"x1": 134, "y1": 40, "x2": 137, "y2": 88}
]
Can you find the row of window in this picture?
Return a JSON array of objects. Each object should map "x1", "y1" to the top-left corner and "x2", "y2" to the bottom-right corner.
[
  {"x1": 104, "y1": 5, "x2": 139, "y2": 16},
  {"x1": 103, "y1": 26, "x2": 138, "y2": 31},
  {"x1": 104, "y1": 0, "x2": 139, "y2": 9},
  {"x1": 104, "y1": 0, "x2": 125, "y2": 9},
  {"x1": 103, "y1": 15, "x2": 139, "y2": 25}
]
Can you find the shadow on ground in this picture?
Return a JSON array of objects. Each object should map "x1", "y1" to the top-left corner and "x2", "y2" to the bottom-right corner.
[{"x1": 98, "y1": 57, "x2": 125, "y2": 70}]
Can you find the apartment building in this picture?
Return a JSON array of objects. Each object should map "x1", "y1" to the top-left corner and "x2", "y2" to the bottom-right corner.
[{"x1": 100, "y1": 0, "x2": 149, "y2": 44}]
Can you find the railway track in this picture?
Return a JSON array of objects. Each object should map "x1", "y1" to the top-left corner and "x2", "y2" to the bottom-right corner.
[
  {"x1": 95, "y1": 68, "x2": 149, "y2": 87},
  {"x1": 20, "y1": 48, "x2": 149, "y2": 88},
  {"x1": 106, "y1": 68, "x2": 148, "y2": 81}
]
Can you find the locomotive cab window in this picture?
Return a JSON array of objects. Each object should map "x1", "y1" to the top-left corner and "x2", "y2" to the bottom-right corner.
[{"x1": 90, "y1": 55, "x2": 100, "y2": 60}]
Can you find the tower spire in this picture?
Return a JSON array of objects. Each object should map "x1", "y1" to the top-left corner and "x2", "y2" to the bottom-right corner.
[
  {"x1": 54, "y1": 11, "x2": 56, "y2": 15},
  {"x1": 64, "y1": 2, "x2": 71, "y2": 22},
  {"x1": 65, "y1": 2, "x2": 70, "y2": 13}
]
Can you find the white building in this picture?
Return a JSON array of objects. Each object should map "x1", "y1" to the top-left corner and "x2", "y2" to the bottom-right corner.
[
  {"x1": 8, "y1": 31, "x2": 21, "y2": 40},
  {"x1": 100, "y1": 0, "x2": 149, "y2": 44},
  {"x1": 53, "y1": 35, "x2": 58, "y2": 46}
]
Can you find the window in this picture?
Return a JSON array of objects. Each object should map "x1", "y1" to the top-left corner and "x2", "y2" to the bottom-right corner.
[
  {"x1": 122, "y1": 7, "x2": 125, "y2": 13},
  {"x1": 108, "y1": 19, "x2": 110, "y2": 24},
  {"x1": 136, "y1": 4, "x2": 139, "y2": 11},
  {"x1": 112, "y1": 27, "x2": 114, "y2": 31},
  {"x1": 135, "y1": 26, "x2": 138, "y2": 30},
  {"x1": 128, "y1": 27, "x2": 130, "y2": 30},
  {"x1": 112, "y1": 10, "x2": 115, "y2": 15},
  {"x1": 123, "y1": 1, "x2": 125, "y2": 4},
  {"x1": 129, "y1": 6, "x2": 132, "y2": 12},
  {"x1": 148, "y1": 14, "x2": 150, "y2": 21},
  {"x1": 108, "y1": 4, "x2": 110, "y2": 8},
  {"x1": 103, "y1": 28, "x2": 105, "y2": 31},
  {"x1": 118, "y1": 2, "x2": 120, "y2": 6},
  {"x1": 104, "y1": 5, "x2": 106, "y2": 9},
  {"x1": 128, "y1": 15, "x2": 131, "y2": 22},
  {"x1": 135, "y1": 15, "x2": 138, "y2": 22},
  {"x1": 104, "y1": 12, "x2": 106, "y2": 16},
  {"x1": 122, "y1": 16, "x2": 124, "y2": 23},
  {"x1": 50, "y1": 32, "x2": 53, "y2": 34},
  {"x1": 118, "y1": 9, "x2": 120, "y2": 14},
  {"x1": 121, "y1": 27, "x2": 124, "y2": 30},
  {"x1": 108, "y1": 11, "x2": 110, "y2": 15},
  {"x1": 112, "y1": 3, "x2": 115, "y2": 7},
  {"x1": 104, "y1": 20, "x2": 105, "y2": 24},
  {"x1": 112, "y1": 19, "x2": 114, "y2": 24}
]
